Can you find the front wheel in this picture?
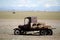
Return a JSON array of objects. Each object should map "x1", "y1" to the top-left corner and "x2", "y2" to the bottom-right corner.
[{"x1": 14, "y1": 30, "x2": 20, "y2": 35}]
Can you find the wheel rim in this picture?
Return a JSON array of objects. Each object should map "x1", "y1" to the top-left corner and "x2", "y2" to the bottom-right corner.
[{"x1": 15, "y1": 30, "x2": 20, "y2": 35}]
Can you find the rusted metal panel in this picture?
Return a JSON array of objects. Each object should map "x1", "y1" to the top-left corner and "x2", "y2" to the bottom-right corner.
[{"x1": 31, "y1": 17, "x2": 37, "y2": 23}]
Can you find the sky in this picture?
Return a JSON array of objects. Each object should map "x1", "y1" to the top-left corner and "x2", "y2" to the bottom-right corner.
[{"x1": 0, "y1": 0, "x2": 60, "y2": 11}]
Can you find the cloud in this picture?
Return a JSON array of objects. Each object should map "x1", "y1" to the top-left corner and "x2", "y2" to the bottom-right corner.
[
  {"x1": 0, "y1": 0, "x2": 60, "y2": 11},
  {"x1": 45, "y1": 3, "x2": 60, "y2": 8},
  {"x1": 44, "y1": 0, "x2": 60, "y2": 8},
  {"x1": 13, "y1": 0, "x2": 60, "y2": 9},
  {"x1": 49, "y1": 3, "x2": 60, "y2": 6},
  {"x1": 1, "y1": 0, "x2": 60, "y2": 7},
  {"x1": 14, "y1": 0, "x2": 39, "y2": 7},
  {"x1": 16, "y1": 4, "x2": 38, "y2": 7},
  {"x1": 45, "y1": 4, "x2": 50, "y2": 8}
]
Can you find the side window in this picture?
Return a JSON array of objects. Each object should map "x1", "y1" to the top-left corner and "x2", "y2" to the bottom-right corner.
[{"x1": 25, "y1": 19, "x2": 29, "y2": 25}]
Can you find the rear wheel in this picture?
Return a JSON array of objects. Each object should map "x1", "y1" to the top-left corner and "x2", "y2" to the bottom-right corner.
[
  {"x1": 40, "y1": 29, "x2": 48, "y2": 35},
  {"x1": 47, "y1": 29, "x2": 53, "y2": 35}
]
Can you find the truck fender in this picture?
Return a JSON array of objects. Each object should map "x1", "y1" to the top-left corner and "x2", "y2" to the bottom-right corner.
[{"x1": 13, "y1": 28, "x2": 21, "y2": 31}]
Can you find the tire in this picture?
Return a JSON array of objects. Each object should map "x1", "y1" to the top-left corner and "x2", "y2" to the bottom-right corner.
[
  {"x1": 14, "y1": 30, "x2": 20, "y2": 35},
  {"x1": 40, "y1": 30, "x2": 48, "y2": 35},
  {"x1": 47, "y1": 29, "x2": 53, "y2": 35}
]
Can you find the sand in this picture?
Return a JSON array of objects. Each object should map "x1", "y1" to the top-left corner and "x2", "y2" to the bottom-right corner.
[{"x1": 0, "y1": 19, "x2": 60, "y2": 40}]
